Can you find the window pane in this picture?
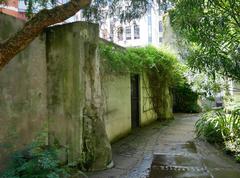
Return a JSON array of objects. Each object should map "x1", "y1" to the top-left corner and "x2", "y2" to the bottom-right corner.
[
  {"x1": 125, "y1": 26, "x2": 131, "y2": 40},
  {"x1": 110, "y1": 22, "x2": 114, "y2": 41},
  {"x1": 134, "y1": 25, "x2": 140, "y2": 39},
  {"x1": 117, "y1": 27, "x2": 123, "y2": 41}
]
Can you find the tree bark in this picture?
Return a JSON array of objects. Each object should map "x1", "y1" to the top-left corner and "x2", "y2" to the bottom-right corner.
[{"x1": 0, "y1": 0, "x2": 91, "y2": 70}]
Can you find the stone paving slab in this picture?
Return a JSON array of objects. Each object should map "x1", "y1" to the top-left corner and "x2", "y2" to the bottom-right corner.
[{"x1": 88, "y1": 114, "x2": 240, "y2": 178}]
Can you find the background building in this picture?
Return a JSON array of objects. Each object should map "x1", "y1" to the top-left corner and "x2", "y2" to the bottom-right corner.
[
  {"x1": 97, "y1": 3, "x2": 166, "y2": 48},
  {"x1": 100, "y1": 11, "x2": 164, "y2": 47},
  {"x1": 73, "y1": 1, "x2": 172, "y2": 48},
  {"x1": 0, "y1": 0, "x2": 26, "y2": 20},
  {"x1": 0, "y1": 0, "x2": 72, "y2": 21},
  {"x1": 1, "y1": 0, "x2": 170, "y2": 48}
]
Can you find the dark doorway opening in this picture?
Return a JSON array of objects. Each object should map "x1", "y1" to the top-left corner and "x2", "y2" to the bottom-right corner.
[{"x1": 131, "y1": 74, "x2": 140, "y2": 129}]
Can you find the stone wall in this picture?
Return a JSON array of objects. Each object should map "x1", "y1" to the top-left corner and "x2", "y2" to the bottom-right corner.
[
  {"x1": 100, "y1": 41, "x2": 174, "y2": 142},
  {"x1": 0, "y1": 14, "x2": 47, "y2": 169}
]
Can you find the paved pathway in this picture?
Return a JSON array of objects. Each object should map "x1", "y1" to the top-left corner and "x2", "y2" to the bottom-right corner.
[{"x1": 88, "y1": 114, "x2": 240, "y2": 178}]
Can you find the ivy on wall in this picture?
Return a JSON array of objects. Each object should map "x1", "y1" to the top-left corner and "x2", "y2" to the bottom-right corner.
[
  {"x1": 99, "y1": 42, "x2": 184, "y2": 86},
  {"x1": 99, "y1": 42, "x2": 197, "y2": 119}
]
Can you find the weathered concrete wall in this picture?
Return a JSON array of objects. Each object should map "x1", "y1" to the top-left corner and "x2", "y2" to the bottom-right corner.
[
  {"x1": 159, "y1": 82, "x2": 174, "y2": 120},
  {"x1": 140, "y1": 72, "x2": 158, "y2": 126},
  {"x1": 102, "y1": 74, "x2": 131, "y2": 143},
  {"x1": 140, "y1": 72, "x2": 173, "y2": 125},
  {"x1": 0, "y1": 15, "x2": 112, "y2": 171},
  {"x1": 102, "y1": 70, "x2": 173, "y2": 141},
  {"x1": 0, "y1": 13, "x2": 173, "y2": 171},
  {"x1": 46, "y1": 22, "x2": 112, "y2": 170},
  {"x1": 46, "y1": 23, "x2": 86, "y2": 164},
  {"x1": 0, "y1": 14, "x2": 47, "y2": 169}
]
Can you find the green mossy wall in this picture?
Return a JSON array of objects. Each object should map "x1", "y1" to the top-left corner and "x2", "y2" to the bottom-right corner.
[
  {"x1": 46, "y1": 22, "x2": 112, "y2": 171},
  {"x1": 0, "y1": 13, "x2": 174, "y2": 172},
  {"x1": 0, "y1": 14, "x2": 47, "y2": 170},
  {"x1": 0, "y1": 15, "x2": 112, "y2": 171}
]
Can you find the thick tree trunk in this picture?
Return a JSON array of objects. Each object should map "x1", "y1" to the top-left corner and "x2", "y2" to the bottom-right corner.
[{"x1": 0, "y1": 0, "x2": 91, "y2": 70}]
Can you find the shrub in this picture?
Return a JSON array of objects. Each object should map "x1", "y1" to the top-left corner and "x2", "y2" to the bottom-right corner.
[
  {"x1": 196, "y1": 108, "x2": 240, "y2": 161},
  {"x1": 100, "y1": 43, "x2": 187, "y2": 120},
  {"x1": 173, "y1": 82, "x2": 201, "y2": 113},
  {"x1": 195, "y1": 111, "x2": 224, "y2": 143},
  {"x1": 100, "y1": 43, "x2": 201, "y2": 114},
  {"x1": 0, "y1": 145, "x2": 70, "y2": 178}
]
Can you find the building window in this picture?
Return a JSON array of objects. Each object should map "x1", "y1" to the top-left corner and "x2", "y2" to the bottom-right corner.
[
  {"x1": 110, "y1": 22, "x2": 114, "y2": 41},
  {"x1": 117, "y1": 27, "x2": 123, "y2": 41},
  {"x1": 148, "y1": 16, "x2": 152, "y2": 43},
  {"x1": 159, "y1": 20, "x2": 163, "y2": 32},
  {"x1": 134, "y1": 24, "x2": 140, "y2": 39},
  {"x1": 125, "y1": 26, "x2": 131, "y2": 40}
]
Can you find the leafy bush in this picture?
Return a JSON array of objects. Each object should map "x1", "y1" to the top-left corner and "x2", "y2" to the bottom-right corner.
[
  {"x1": 196, "y1": 111, "x2": 224, "y2": 143},
  {"x1": 100, "y1": 43, "x2": 187, "y2": 119},
  {"x1": 0, "y1": 143, "x2": 70, "y2": 178},
  {"x1": 0, "y1": 124, "x2": 73, "y2": 177},
  {"x1": 99, "y1": 43, "x2": 185, "y2": 86},
  {"x1": 173, "y1": 82, "x2": 201, "y2": 113},
  {"x1": 196, "y1": 108, "x2": 240, "y2": 162}
]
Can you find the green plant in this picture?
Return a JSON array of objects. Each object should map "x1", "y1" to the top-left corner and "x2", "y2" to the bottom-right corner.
[
  {"x1": 100, "y1": 43, "x2": 185, "y2": 83},
  {"x1": 169, "y1": 0, "x2": 240, "y2": 80},
  {"x1": 195, "y1": 111, "x2": 224, "y2": 143},
  {"x1": 0, "y1": 144, "x2": 70, "y2": 178},
  {"x1": 196, "y1": 108, "x2": 240, "y2": 161},
  {"x1": 0, "y1": 127, "x2": 71, "y2": 178},
  {"x1": 173, "y1": 81, "x2": 201, "y2": 113},
  {"x1": 236, "y1": 154, "x2": 240, "y2": 163},
  {"x1": 100, "y1": 43, "x2": 187, "y2": 120}
]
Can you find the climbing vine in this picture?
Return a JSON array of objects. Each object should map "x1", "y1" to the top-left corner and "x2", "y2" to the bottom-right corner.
[
  {"x1": 99, "y1": 42, "x2": 189, "y2": 120},
  {"x1": 99, "y1": 42, "x2": 185, "y2": 86}
]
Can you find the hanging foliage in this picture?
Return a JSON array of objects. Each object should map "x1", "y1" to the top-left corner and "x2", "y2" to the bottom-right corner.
[{"x1": 100, "y1": 42, "x2": 199, "y2": 119}]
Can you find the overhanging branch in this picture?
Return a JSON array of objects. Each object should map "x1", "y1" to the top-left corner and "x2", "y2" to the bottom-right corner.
[{"x1": 0, "y1": 0, "x2": 91, "y2": 70}]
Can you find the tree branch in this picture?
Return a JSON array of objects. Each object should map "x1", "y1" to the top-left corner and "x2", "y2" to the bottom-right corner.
[{"x1": 0, "y1": 0, "x2": 91, "y2": 70}]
